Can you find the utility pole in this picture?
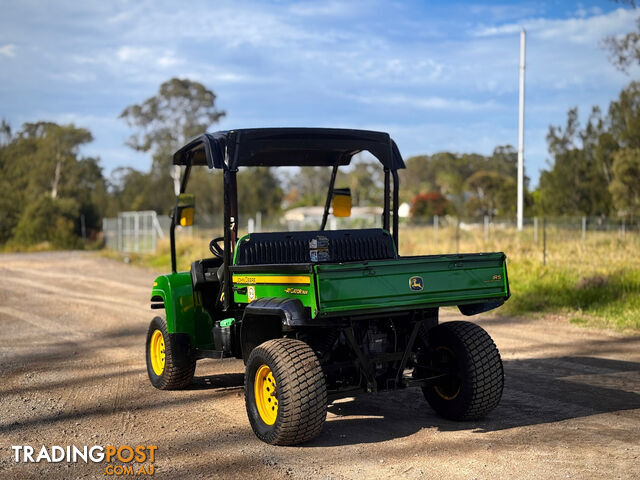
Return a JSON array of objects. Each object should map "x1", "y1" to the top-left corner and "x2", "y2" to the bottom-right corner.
[{"x1": 517, "y1": 28, "x2": 526, "y2": 231}]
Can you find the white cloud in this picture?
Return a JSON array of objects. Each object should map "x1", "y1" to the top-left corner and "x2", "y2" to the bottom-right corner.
[
  {"x1": 467, "y1": 4, "x2": 540, "y2": 23},
  {"x1": 49, "y1": 70, "x2": 98, "y2": 83},
  {"x1": 473, "y1": 7, "x2": 636, "y2": 45},
  {"x1": 156, "y1": 51, "x2": 179, "y2": 68},
  {"x1": 0, "y1": 44, "x2": 16, "y2": 58},
  {"x1": 116, "y1": 46, "x2": 151, "y2": 62},
  {"x1": 353, "y1": 93, "x2": 497, "y2": 112},
  {"x1": 288, "y1": 1, "x2": 354, "y2": 17}
]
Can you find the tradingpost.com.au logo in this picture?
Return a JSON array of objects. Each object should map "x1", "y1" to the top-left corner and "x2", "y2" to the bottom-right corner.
[{"x1": 12, "y1": 444, "x2": 157, "y2": 476}]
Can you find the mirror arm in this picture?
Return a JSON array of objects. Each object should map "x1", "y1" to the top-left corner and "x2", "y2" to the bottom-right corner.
[
  {"x1": 320, "y1": 162, "x2": 339, "y2": 231},
  {"x1": 179, "y1": 164, "x2": 191, "y2": 194}
]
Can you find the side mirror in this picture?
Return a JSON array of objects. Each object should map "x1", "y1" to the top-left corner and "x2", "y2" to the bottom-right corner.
[
  {"x1": 176, "y1": 193, "x2": 195, "y2": 227},
  {"x1": 332, "y1": 188, "x2": 351, "y2": 218}
]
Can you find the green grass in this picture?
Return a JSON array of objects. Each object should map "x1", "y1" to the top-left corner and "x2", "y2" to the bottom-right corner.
[{"x1": 503, "y1": 260, "x2": 640, "y2": 332}]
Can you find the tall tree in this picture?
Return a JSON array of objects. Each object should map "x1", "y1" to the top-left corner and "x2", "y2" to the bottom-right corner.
[
  {"x1": 119, "y1": 78, "x2": 226, "y2": 199},
  {"x1": 609, "y1": 147, "x2": 640, "y2": 217},
  {"x1": 184, "y1": 168, "x2": 224, "y2": 226},
  {"x1": 339, "y1": 161, "x2": 383, "y2": 206},
  {"x1": 602, "y1": 1, "x2": 640, "y2": 72},
  {"x1": 0, "y1": 121, "x2": 104, "y2": 246},
  {"x1": 237, "y1": 167, "x2": 283, "y2": 218},
  {"x1": 465, "y1": 170, "x2": 517, "y2": 217},
  {"x1": 538, "y1": 108, "x2": 613, "y2": 216},
  {"x1": 18, "y1": 122, "x2": 93, "y2": 199},
  {"x1": 608, "y1": 81, "x2": 640, "y2": 148},
  {"x1": 0, "y1": 119, "x2": 11, "y2": 146},
  {"x1": 285, "y1": 167, "x2": 333, "y2": 207}
]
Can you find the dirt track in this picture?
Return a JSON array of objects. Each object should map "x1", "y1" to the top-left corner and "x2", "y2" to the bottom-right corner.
[{"x1": 0, "y1": 251, "x2": 639, "y2": 480}]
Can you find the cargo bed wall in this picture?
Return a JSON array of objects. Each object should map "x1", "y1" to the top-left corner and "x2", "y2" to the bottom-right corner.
[{"x1": 314, "y1": 253, "x2": 509, "y2": 315}]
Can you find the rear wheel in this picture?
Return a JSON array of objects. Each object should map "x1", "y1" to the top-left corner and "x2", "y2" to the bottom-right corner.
[
  {"x1": 245, "y1": 338, "x2": 327, "y2": 445},
  {"x1": 421, "y1": 321, "x2": 503, "y2": 420},
  {"x1": 145, "y1": 316, "x2": 196, "y2": 390}
]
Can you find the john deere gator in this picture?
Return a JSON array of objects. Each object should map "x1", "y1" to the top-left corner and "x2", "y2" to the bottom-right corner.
[{"x1": 145, "y1": 128, "x2": 510, "y2": 445}]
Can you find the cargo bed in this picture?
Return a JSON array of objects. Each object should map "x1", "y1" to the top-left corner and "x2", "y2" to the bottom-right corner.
[{"x1": 314, "y1": 252, "x2": 509, "y2": 316}]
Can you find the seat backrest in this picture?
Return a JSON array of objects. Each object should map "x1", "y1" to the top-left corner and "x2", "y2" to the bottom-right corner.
[{"x1": 235, "y1": 229, "x2": 396, "y2": 266}]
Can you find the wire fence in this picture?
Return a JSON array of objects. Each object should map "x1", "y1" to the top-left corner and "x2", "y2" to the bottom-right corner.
[
  {"x1": 102, "y1": 211, "x2": 171, "y2": 253},
  {"x1": 102, "y1": 210, "x2": 639, "y2": 271},
  {"x1": 399, "y1": 215, "x2": 639, "y2": 272}
]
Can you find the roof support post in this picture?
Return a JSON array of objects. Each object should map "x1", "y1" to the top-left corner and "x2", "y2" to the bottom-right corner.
[
  {"x1": 392, "y1": 169, "x2": 399, "y2": 252},
  {"x1": 383, "y1": 168, "x2": 390, "y2": 232},
  {"x1": 223, "y1": 168, "x2": 237, "y2": 311},
  {"x1": 222, "y1": 132, "x2": 241, "y2": 311}
]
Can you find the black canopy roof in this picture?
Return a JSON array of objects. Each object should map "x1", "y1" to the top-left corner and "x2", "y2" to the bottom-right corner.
[{"x1": 172, "y1": 128, "x2": 405, "y2": 171}]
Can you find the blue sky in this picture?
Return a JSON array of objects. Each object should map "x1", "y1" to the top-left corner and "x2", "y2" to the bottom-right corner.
[{"x1": 0, "y1": 0, "x2": 637, "y2": 186}]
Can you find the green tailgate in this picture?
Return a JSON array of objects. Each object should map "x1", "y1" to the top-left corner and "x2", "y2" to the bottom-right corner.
[{"x1": 315, "y1": 253, "x2": 509, "y2": 315}]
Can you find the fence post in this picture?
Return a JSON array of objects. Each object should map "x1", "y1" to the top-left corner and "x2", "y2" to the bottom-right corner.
[
  {"x1": 533, "y1": 216, "x2": 538, "y2": 244},
  {"x1": 248, "y1": 218, "x2": 255, "y2": 234},
  {"x1": 484, "y1": 215, "x2": 489, "y2": 243},
  {"x1": 433, "y1": 215, "x2": 438, "y2": 249},
  {"x1": 543, "y1": 217, "x2": 547, "y2": 266},
  {"x1": 151, "y1": 212, "x2": 156, "y2": 252},
  {"x1": 152, "y1": 213, "x2": 165, "y2": 238},
  {"x1": 622, "y1": 219, "x2": 626, "y2": 239},
  {"x1": 581, "y1": 216, "x2": 586, "y2": 246},
  {"x1": 80, "y1": 214, "x2": 86, "y2": 240},
  {"x1": 117, "y1": 215, "x2": 122, "y2": 252},
  {"x1": 256, "y1": 212, "x2": 262, "y2": 232},
  {"x1": 134, "y1": 212, "x2": 140, "y2": 253}
]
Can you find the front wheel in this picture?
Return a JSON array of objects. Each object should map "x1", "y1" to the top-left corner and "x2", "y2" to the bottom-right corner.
[
  {"x1": 145, "y1": 316, "x2": 196, "y2": 390},
  {"x1": 245, "y1": 338, "x2": 327, "y2": 445},
  {"x1": 421, "y1": 321, "x2": 503, "y2": 420}
]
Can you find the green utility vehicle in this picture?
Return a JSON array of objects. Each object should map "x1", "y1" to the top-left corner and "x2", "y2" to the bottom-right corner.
[{"x1": 145, "y1": 128, "x2": 509, "y2": 445}]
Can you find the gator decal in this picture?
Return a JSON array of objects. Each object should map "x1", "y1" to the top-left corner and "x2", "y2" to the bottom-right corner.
[{"x1": 284, "y1": 287, "x2": 309, "y2": 295}]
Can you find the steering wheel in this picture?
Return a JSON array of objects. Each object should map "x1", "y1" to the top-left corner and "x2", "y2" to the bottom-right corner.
[{"x1": 209, "y1": 236, "x2": 225, "y2": 259}]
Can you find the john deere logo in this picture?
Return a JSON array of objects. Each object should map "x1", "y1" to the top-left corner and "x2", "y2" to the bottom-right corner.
[{"x1": 409, "y1": 276, "x2": 424, "y2": 291}]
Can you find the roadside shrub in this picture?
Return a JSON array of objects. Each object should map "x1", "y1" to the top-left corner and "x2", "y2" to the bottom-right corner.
[
  {"x1": 410, "y1": 191, "x2": 450, "y2": 218},
  {"x1": 12, "y1": 195, "x2": 81, "y2": 249}
]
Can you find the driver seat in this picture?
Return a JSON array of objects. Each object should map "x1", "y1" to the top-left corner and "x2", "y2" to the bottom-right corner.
[
  {"x1": 190, "y1": 257, "x2": 224, "y2": 291},
  {"x1": 191, "y1": 257, "x2": 226, "y2": 317}
]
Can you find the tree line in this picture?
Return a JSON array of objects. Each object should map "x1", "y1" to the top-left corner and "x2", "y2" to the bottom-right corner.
[{"x1": 1, "y1": 78, "x2": 639, "y2": 250}]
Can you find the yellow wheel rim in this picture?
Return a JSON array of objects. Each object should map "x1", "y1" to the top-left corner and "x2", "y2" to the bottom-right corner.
[
  {"x1": 433, "y1": 346, "x2": 460, "y2": 400},
  {"x1": 150, "y1": 329, "x2": 165, "y2": 376},
  {"x1": 254, "y1": 364, "x2": 278, "y2": 425}
]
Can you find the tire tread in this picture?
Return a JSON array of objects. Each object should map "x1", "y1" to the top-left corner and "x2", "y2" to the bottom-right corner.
[
  {"x1": 146, "y1": 317, "x2": 196, "y2": 390},
  {"x1": 423, "y1": 321, "x2": 503, "y2": 420},
  {"x1": 245, "y1": 338, "x2": 327, "y2": 445}
]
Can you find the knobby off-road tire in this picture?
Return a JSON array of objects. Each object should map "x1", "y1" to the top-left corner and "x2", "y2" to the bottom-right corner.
[
  {"x1": 245, "y1": 338, "x2": 327, "y2": 445},
  {"x1": 422, "y1": 321, "x2": 503, "y2": 420},
  {"x1": 145, "y1": 316, "x2": 196, "y2": 390}
]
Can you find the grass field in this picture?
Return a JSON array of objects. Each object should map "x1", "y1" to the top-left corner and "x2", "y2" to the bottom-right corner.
[{"x1": 104, "y1": 222, "x2": 640, "y2": 333}]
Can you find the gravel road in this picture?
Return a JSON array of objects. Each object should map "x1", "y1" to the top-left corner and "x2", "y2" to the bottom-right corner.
[{"x1": 0, "y1": 251, "x2": 639, "y2": 479}]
